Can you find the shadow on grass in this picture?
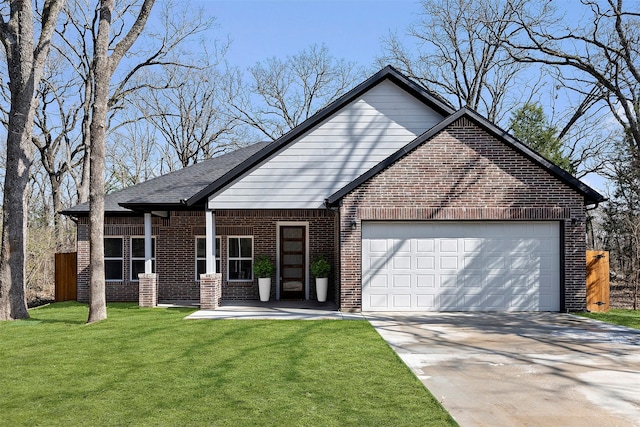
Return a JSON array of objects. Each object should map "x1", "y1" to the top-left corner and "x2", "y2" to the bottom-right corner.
[{"x1": 25, "y1": 302, "x2": 197, "y2": 325}]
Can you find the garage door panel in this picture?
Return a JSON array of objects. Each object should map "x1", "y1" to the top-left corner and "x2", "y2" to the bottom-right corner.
[
  {"x1": 485, "y1": 294, "x2": 507, "y2": 310},
  {"x1": 463, "y1": 274, "x2": 484, "y2": 288},
  {"x1": 464, "y1": 239, "x2": 482, "y2": 251},
  {"x1": 369, "y1": 275, "x2": 388, "y2": 288},
  {"x1": 367, "y1": 294, "x2": 389, "y2": 309},
  {"x1": 393, "y1": 239, "x2": 411, "y2": 253},
  {"x1": 464, "y1": 255, "x2": 484, "y2": 269},
  {"x1": 462, "y1": 292, "x2": 485, "y2": 309},
  {"x1": 417, "y1": 239, "x2": 435, "y2": 252},
  {"x1": 366, "y1": 255, "x2": 387, "y2": 270},
  {"x1": 393, "y1": 294, "x2": 412, "y2": 308},
  {"x1": 369, "y1": 239, "x2": 388, "y2": 252},
  {"x1": 439, "y1": 293, "x2": 459, "y2": 310},
  {"x1": 392, "y1": 256, "x2": 411, "y2": 269},
  {"x1": 416, "y1": 294, "x2": 435, "y2": 308},
  {"x1": 392, "y1": 275, "x2": 411, "y2": 288},
  {"x1": 439, "y1": 274, "x2": 458, "y2": 288},
  {"x1": 440, "y1": 239, "x2": 458, "y2": 252},
  {"x1": 486, "y1": 256, "x2": 506, "y2": 271},
  {"x1": 417, "y1": 256, "x2": 435, "y2": 269},
  {"x1": 362, "y1": 221, "x2": 560, "y2": 312},
  {"x1": 417, "y1": 274, "x2": 435, "y2": 287},
  {"x1": 440, "y1": 256, "x2": 459, "y2": 270},
  {"x1": 486, "y1": 274, "x2": 507, "y2": 289}
]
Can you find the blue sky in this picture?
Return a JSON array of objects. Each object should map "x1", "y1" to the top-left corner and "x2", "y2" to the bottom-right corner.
[
  {"x1": 197, "y1": 0, "x2": 419, "y2": 70},
  {"x1": 192, "y1": 0, "x2": 609, "y2": 193}
]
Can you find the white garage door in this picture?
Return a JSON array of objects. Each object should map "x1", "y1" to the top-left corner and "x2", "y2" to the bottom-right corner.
[{"x1": 362, "y1": 221, "x2": 560, "y2": 312}]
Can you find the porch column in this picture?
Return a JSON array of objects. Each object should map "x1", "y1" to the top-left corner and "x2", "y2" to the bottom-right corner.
[
  {"x1": 144, "y1": 212, "x2": 152, "y2": 274},
  {"x1": 205, "y1": 209, "x2": 216, "y2": 273},
  {"x1": 201, "y1": 208, "x2": 221, "y2": 309},
  {"x1": 139, "y1": 212, "x2": 157, "y2": 307}
]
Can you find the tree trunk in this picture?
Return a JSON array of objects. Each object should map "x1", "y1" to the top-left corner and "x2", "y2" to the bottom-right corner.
[
  {"x1": 0, "y1": 0, "x2": 65, "y2": 320},
  {"x1": 86, "y1": 0, "x2": 155, "y2": 323},
  {"x1": 0, "y1": 100, "x2": 33, "y2": 320},
  {"x1": 87, "y1": 0, "x2": 114, "y2": 324}
]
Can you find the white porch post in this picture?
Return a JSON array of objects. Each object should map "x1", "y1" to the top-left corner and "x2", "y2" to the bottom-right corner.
[
  {"x1": 144, "y1": 212, "x2": 152, "y2": 274},
  {"x1": 205, "y1": 209, "x2": 216, "y2": 274}
]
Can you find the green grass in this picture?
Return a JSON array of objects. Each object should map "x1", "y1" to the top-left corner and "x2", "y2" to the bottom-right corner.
[
  {"x1": 576, "y1": 309, "x2": 640, "y2": 330},
  {"x1": 0, "y1": 302, "x2": 456, "y2": 426}
]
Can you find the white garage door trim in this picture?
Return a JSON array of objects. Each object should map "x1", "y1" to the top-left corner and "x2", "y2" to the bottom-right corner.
[{"x1": 361, "y1": 221, "x2": 560, "y2": 312}]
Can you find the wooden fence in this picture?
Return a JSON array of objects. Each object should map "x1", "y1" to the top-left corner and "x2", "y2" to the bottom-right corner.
[
  {"x1": 55, "y1": 252, "x2": 77, "y2": 302},
  {"x1": 586, "y1": 250, "x2": 609, "y2": 312}
]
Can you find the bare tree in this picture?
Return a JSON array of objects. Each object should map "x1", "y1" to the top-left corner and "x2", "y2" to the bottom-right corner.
[
  {"x1": 130, "y1": 55, "x2": 242, "y2": 169},
  {"x1": 601, "y1": 133, "x2": 640, "y2": 309},
  {"x1": 230, "y1": 44, "x2": 363, "y2": 140},
  {"x1": 87, "y1": 0, "x2": 155, "y2": 323},
  {"x1": 502, "y1": 0, "x2": 640, "y2": 163},
  {"x1": 378, "y1": 0, "x2": 536, "y2": 123},
  {"x1": 106, "y1": 117, "x2": 160, "y2": 191},
  {"x1": 54, "y1": 0, "x2": 215, "y2": 203},
  {"x1": 0, "y1": 0, "x2": 65, "y2": 321},
  {"x1": 32, "y1": 56, "x2": 84, "y2": 248}
]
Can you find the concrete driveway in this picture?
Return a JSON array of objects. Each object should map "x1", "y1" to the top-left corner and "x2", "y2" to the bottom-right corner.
[{"x1": 367, "y1": 313, "x2": 640, "y2": 427}]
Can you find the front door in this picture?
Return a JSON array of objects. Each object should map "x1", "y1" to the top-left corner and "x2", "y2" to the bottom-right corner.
[{"x1": 280, "y1": 226, "x2": 306, "y2": 299}]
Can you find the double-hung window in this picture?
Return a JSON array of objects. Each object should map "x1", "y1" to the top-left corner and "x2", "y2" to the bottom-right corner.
[
  {"x1": 196, "y1": 236, "x2": 221, "y2": 280},
  {"x1": 104, "y1": 237, "x2": 123, "y2": 281},
  {"x1": 131, "y1": 237, "x2": 156, "y2": 281},
  {"x1": 228, "y1": 236, "x2": 253, "y2": 281}
]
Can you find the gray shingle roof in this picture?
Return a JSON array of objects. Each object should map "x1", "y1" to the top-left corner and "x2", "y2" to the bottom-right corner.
[{"x1": 62, "y1": 142, "x2": 269, "y2": 215}]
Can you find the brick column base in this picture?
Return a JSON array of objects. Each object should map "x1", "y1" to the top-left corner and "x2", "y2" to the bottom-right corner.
[
  {"x1": 200, "y1": 273, "x2": 222, "y2": 309},
  {"x1": 138, "y1": 273, "x2": 158, "y2": 307}
]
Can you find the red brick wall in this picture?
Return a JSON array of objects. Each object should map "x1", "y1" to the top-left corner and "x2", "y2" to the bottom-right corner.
[
  {"x1": 339, "y1": 117, "x2": 587, "y2": 311},
  {"x1": 76, "y1": 210, "x2": 336, "y2": 303}
]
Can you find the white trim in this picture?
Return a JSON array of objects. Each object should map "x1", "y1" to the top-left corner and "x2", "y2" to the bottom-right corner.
[
  {"x1": 104, "y1": 236, "x2": 124, "y2": 282},
  {"x1": 130, "y1": 236, "x2": 156, "y2": 281},
  {"x1": 276, "y1": 221, "x2": 309, "y2": 300},
  {"x1": 144, "y1": 212, "x2": 153, "y2": 274},
  {"x1": 227, "y1": 236, "x2": 254, "y2": 282},
  {"x1": 195, "y1": 236, "x2": 221, "y2": 281},
  {"x1": 205, "y1": 210, "x2": 215, "y2": 274}
]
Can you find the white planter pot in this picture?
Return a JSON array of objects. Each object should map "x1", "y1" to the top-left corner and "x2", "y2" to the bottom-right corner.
[
  {"x1": 316, "y1": 277, "x2": 328, "y2": 302},
  {"x1": 258, "y1": 278, "x2": 271, "y2": 302}
]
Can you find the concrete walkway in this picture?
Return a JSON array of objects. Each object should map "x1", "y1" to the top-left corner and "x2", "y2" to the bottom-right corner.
[
  {"x1": 185, "y1": 300, "x2": 365, "y2": 320},
  {"x1": 367, "y1": 312, "x2": 640, "y2": 427}
]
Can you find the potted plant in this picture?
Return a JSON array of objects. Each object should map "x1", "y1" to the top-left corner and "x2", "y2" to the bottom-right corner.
[
  {"x1": 311, "y1": 255, "x2": 331, "y2": 302},
  {"x1": 253, "y1": 255, "x2": 275, "y2": 302}
]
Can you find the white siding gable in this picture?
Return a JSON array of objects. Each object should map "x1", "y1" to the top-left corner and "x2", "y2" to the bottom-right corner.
[{"x1": 208, "y1": 79, "x2": 445, "y2": 209}]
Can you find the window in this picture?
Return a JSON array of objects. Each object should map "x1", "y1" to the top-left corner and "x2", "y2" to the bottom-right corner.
[
  {"x1": 131, "y1": 237, "x2": 156, "y2": 281},
  {"x1": 196, "y1": 236, "x2": 221, "y2": 280},
  {"x1": 104, "y1": 237, "x2": 123, "y2": 281},
  {"x1": 228, "y1": 236, "x2": 253, "y2": 281}
]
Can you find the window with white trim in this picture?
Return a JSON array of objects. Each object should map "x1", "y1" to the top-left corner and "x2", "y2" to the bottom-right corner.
[
  {"x1": 131, "y1": 237, "x2": 156, "y2": 281},
  {"x1": 104, "y1": 237, "x2": 123, "y2": 281},
  {"x1": 196, "y1": 236, "x2": 221, "y2": 280},
  {"x1": 228, "y1": 236, "x2": 253, "y2": 281}
]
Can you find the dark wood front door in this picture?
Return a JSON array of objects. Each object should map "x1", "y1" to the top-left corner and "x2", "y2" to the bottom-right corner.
[{"x1": 280, "y1": 226, "x2": 305, "y2": 299}]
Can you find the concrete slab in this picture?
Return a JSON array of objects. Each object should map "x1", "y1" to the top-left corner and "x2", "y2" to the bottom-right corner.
[
  {"x1": 366, "y1": 312, "x2": 640, "y2": 427},
  {"x1": 185, "y1": 301, "x2": 365, "y2": 320}
]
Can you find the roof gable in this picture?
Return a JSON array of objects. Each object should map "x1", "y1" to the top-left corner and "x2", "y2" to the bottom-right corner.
[
  {"x1": 326, "y1": 107, "x2": 605, "y2": 206},
  {"x1": 186, "y1": 65, "x2": 455, "y2": 207}
]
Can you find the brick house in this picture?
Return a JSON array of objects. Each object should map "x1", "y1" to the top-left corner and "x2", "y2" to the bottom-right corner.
[{"x1": 62, "y1": 66, "x2": 604, "y2": 312}]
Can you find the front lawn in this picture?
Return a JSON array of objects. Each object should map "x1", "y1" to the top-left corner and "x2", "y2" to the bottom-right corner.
[
  {"x1": 0, "y1": 303, "x2": 456, "y2": 426},
  {"x1": 576, "y1": 309, "x2": 640, "y2": 330}
]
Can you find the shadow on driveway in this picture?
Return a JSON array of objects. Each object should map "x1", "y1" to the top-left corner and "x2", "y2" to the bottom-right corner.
[{"x1": 366, "y1": 312, "x2": 640, "y2": 427}]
